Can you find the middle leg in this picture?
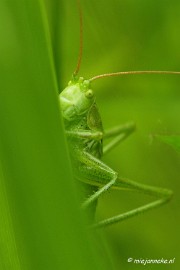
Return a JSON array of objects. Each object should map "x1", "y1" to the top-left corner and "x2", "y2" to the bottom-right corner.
[{"x1": 103, "y1": 122, "x2": 136, "y2": 154}]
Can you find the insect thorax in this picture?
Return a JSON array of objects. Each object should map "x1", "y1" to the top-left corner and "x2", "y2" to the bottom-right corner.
[{"x1": 64, "y1": 101, "x2": 103, "y2": 160}]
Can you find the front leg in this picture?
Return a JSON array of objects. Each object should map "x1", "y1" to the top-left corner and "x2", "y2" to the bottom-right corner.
[{"x1": 66, "y1": 129, "x2": 103, "y2": 140}]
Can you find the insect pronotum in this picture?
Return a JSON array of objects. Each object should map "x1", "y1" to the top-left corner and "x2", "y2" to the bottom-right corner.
[{"x1": 59, "y1": 0, "x2": 179, "y2": 228}]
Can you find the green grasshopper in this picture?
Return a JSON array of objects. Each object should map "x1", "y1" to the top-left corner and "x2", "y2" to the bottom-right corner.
[{"x1": 59, "y1": 1, "x2": 179, "y2": 228}]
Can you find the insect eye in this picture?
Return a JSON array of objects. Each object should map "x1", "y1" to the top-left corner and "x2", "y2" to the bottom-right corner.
[{"x1": 85, "y1": 89, "x2": 94, "y2": 99}]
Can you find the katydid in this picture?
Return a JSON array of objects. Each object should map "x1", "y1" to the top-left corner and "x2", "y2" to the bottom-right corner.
[{"x1": 59, "y1": 0, "x2": 179, "y2": 228}]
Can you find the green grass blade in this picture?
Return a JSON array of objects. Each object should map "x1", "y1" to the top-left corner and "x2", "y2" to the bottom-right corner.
[
  {"x1": 0, "y1": 0, "x2": 111, "y2": 269},
  {"x1": 0, "y1": 160, "x2": 21, "y2": 270}
]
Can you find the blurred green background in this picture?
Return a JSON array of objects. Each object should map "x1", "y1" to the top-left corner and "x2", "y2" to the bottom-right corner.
[
  {"x1": 61, "y1": 0, "x2": 180, "y2": 269},
  {"x1": 0, "y1": 0, "x2": 179, "y2": 269}
]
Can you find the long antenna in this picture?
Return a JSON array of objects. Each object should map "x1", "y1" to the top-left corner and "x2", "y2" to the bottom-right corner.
[
  {"x1": 89, "y1": 70, "x2": 180, "y2": 82},
  {"x1": 73, "y1": 0, "x2": 83, "y2": 77}
]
